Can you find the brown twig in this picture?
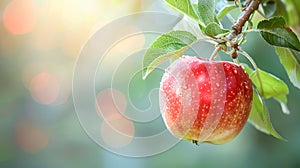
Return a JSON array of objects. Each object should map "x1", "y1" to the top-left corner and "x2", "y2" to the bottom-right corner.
[
  {"x1": 226, "y1": 0, "x2": 262, "y2": 41},
  {"x1": 206, "y1": 0, "x2": 262, "y2": 60}
]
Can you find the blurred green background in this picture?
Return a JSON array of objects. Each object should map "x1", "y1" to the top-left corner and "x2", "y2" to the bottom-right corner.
[{"x1": 1, "y1": 0, "x2": 300, "y2": 167}]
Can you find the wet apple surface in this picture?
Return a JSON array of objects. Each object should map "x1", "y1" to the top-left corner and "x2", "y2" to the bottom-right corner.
[{"x1": 159, "y1": 56, "x2": 253, "y2": 144}]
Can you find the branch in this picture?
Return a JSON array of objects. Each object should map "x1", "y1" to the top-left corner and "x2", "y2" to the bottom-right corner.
[{"x1": 226, "y1": 0, "x2": 262, "y2": 41}]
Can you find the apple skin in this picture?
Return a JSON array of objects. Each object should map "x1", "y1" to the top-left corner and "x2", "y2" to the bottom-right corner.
[{"x1": 159, "y1": 56, "x2": 253, "y2": 144}]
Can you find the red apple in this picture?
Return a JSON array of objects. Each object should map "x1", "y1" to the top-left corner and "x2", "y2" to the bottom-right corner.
[{"x1": 159, "y1": 56, "x2": 253, "y2": 144}]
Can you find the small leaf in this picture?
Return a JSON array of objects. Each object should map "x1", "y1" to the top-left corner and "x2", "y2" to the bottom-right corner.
[
  {"x1": 198, "y1": 0, "x2": 216, "y2": 26},
  {"x1": 257, "y1": 16, "x2": 300, "y2": 51},
  {"x1": 248, "y1": 91, "x2": 285, "y2": 140},
  {"x1": 261, "y1": 0, "x2": 276, "y2": 17},
  {"x1": 243, "y1": 64, "x2": 290, "y2": 115},
  {"x1": 165, "y1": 0, "x2": 201, "y2": 25},
  {"x1": 143, "y1": 30, "x2": 197, "y2": 79},
  {"x1": 204, "y1": 22, "x2": 230, "y2": 38},
  {"x1": 261, "y1": 0, "x2": 287, "y2": 19},
  {"x1": 217, "y1": 5, "x2": 237, "y2": 21},
  {"x1": 275, "y1": 47, "x2": 300, "y2": 89}
]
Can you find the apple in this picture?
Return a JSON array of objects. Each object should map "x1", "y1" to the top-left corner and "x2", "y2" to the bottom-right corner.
[{"x1": 159, "y1": 56, "x2": 253, "y2": 144}]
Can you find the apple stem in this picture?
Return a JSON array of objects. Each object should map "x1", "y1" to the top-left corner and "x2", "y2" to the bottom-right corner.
[
  {"x1": 233, "y1": 58, "x2": 239, "y2": 64},
  {"x1": 209, "y1": 45, "x2": 222, "y2": 61},
  {"x1": 238, "y1": 49, "x2": 265, "y2": 97}
]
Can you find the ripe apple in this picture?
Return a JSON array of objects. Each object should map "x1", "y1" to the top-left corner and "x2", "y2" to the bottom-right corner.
[{"x1": 159, "y1": 56, "x2": 253, "y2": 144}]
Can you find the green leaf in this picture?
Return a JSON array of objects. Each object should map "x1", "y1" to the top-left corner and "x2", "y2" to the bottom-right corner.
[
  {"x1": 204, "y1": 22, "x2": 230, "y2": 38},
  {"x1": 165, "y1": 0, "x2": 202, "y2": 25},
  {"x1": 252, "y1": 69, "x2": 290, "y2": 115},
  {"x1": 142, "y1": 30, "x2": 197, "y2": 79},
  {"x1": 217, "y1": 5, "x2": 237, "y2": 21},
  {"x1": 248, "y1": 91, "x2": 285, "y2": 140},
  {"x1": 261, "y1": 0, "x2": 287, "y2": 19},
  {"x1": 275, "y1": 47, "x2": 300, "y2": 89},
  {"x1": 251, "y1": 69, "x2": 288, "y2": 99},
  {"x1": 243, "y1": 65, "x2": 287, "y2": 135},
  {"x1": 243, "y1": 64, "x2": 289, "y2": 99},
  {"x1": 257, "y1": 16, "x2": 300, "y2": 51},
  {"x1": 243, "y1": 64, "x2": 290, "y2": 114},
  {"x1": 198, "y1": 0, "x2": 216, "y2": 26},
  {"x1": 262, "y1": 0, "x2": 276, "y2": 17}
]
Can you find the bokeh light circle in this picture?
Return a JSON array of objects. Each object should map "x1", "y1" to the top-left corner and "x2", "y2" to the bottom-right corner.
[
  {"x1": 29, "y1": 72, "x2": 60, "y2": 105},
  {"x1": 95, "y1": 88, "x2": 127, "y2": 120},
  {"x1": 14, "y1": 120, "x2": 49, "y2": 153},
  {"x1": 3, "y1": 0, "x2": 38, "y2": 35}
]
